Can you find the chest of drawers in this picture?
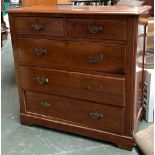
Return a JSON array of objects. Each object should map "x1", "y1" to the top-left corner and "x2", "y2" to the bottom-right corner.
[{"x1": 7, "y1": 5, "x2": 151, "y2": 150}]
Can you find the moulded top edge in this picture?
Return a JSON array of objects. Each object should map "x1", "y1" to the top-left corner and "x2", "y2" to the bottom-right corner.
[{"x1": 6, "y1": 5, "x2": 152, "y2": 15}]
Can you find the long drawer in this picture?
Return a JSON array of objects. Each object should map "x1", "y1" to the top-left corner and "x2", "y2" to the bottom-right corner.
[
  {"x1": 17, "y1": 38, "x2": 126, "y2": 74},
  {"x1": 20, "y1": 66, "x2": 125, "y2": 107},
  {"x1": 14, "y1": 17, "x2": 65, "y2": 37},
  {"x1": 67, "y1": 18, "x2": 127, "y2": 41},
  {"x1": 25, "y1": 91, "x2": 125, "y2": 134}
]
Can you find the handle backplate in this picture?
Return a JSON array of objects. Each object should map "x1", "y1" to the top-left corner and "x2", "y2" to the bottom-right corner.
[
  {"x1": 34, "y1": 77, "x2": 48, "y2": 85},
  {"x1": 88, "y1": 25, "x2": 103, "y2": 34},
  {"x1": 35, "y1": 48, "x2": 47, "y2": 56},
  {"x1": 89, "y1": 112, "x2": 103, "y2": 120},
  {"x1": 40, "y1": 101, "x2": 51, "y2": 108},
  {"x1": 89, "y1": 53, "x2": 103, "y2": 64},
  {"x1": 31, "y1": 24, "x2": 44, "y2": 31}
]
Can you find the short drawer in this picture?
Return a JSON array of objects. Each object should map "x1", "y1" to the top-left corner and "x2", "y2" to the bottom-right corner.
[
  {"x1": 17, "y1": 38, "x2": 126, "y2": 74},
  {"x1": 25, "y1": 91, "x2": 125, "y2": 134},
  {"x1": 20, "y1": 66, "x2": 125, "y2": 107},
  {"x1": 15, "y1": 17, "x2": 65, "y2": 37},
  {"x1": 67, "y1": 18, "x2": 126, "y2": 41}
]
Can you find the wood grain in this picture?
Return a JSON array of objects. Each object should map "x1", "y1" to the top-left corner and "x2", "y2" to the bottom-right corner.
[
  {"x1": 15, "y1": 17, "x2": 65, "y2": 37},
  {"x1": 17, "y1": 38, "x2": 126, "y2": 74},
  {"x1": 20, "y1": 66, "x2": 125, "y2": 107},
  {"x1": 7, "y1": 5, "x2": 152, "y2": 15},
  {"x1": 25, "y1": 91, "x2": 125, "y2": 134},
  {"x1": 67, "y1": 18, "x2": 127, "y2": 41}
]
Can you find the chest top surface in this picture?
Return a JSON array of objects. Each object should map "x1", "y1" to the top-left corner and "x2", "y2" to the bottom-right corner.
[{"x1": 7, "y1": 4, "x2": 151, "y2": 15}]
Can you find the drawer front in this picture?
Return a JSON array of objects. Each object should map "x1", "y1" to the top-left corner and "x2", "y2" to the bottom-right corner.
[
  {"x1": 17, "y1": 38, "x2": 125, "y2": 74},
  {"x1": 20, "y1": 66, "x2": 125, "y2": 107},
  {"x1": 25, "y1": 91, "x2": 125, "y2": 134},
  {"x1": 15, "y1": 17, "x2": 65, "y2": 37},
  {"x1": 67, "y1": 18, "x2": 126, "y2": 41}
]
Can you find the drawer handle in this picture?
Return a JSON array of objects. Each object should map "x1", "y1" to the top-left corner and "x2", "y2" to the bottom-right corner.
[
  {"x1": 89, "y1": 112, "x2": 103, "y2": 120},
  {"x1": 88, "y1": 25, "x2": 103, "y2": 34},
  {"x1": 35, "y1": 48, "x2": 47, "y2": 56},
  {"x1": 89, "y1": 54, "x2": 103, "y2": 64},
  {"x1": 40, "y1": 102, "x2": 51, "y2": 108},
  {"x1": 31, "y1": 24, "x2": 44, "y2": 31},
  {"x1": 34, "y1": 77, "x2": 48, "y2": 85}
]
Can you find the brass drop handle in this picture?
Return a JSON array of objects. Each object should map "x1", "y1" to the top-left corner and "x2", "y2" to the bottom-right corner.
[
  {"x1": 34, "y1": 77, "x2": 48, "y2": 85},
  {"x1": 88, "y1": 25, "x2": 103, "y2": 34},
  {"x1": 89, "y1": 53, "x2": 103, "y2": 64},
  {"x1": 89, "y1": 112, "x2": 103, "y2": 120},
  {"x1": 40, "y1": 101, "x2": 51, "y2": 108},
  {"x1": 35, "y1": 48, "x2": 47, "y2": 56},
  {"x1": 31, "y1": 24, "x2": 44, "y2": 31}
]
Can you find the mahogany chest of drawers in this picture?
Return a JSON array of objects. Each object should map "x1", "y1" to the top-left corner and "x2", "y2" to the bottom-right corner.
[{"x1": 7, "y1": 5, "x2": 151, "y2": 150}]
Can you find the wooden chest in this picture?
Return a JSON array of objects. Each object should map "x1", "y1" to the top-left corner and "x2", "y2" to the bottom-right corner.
[{"x1": 7, "y1": 5, "x2": 151, "y2": 150}]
